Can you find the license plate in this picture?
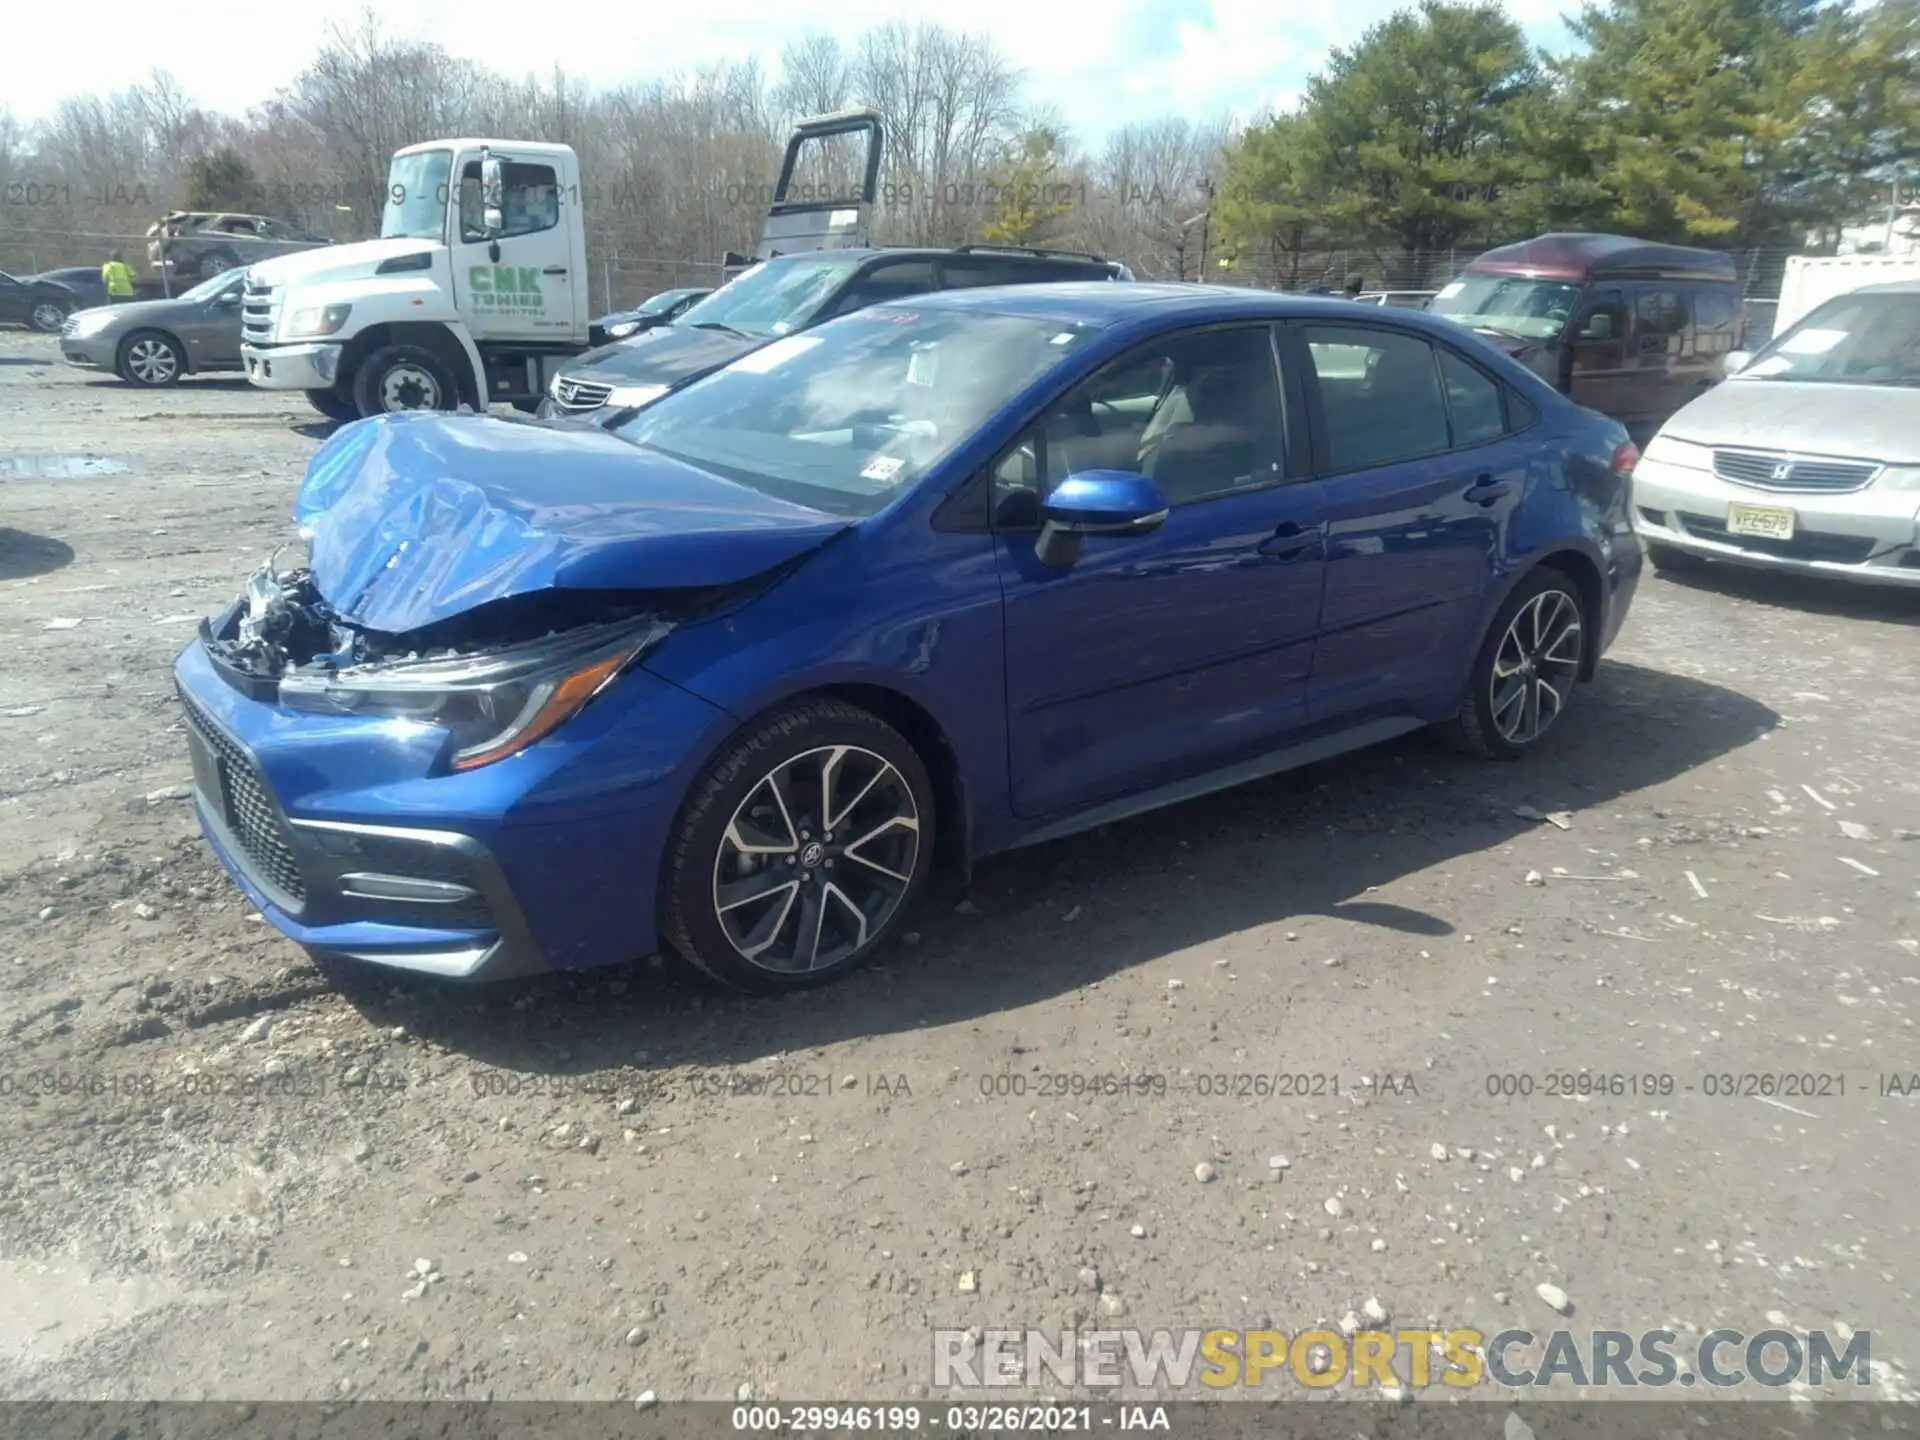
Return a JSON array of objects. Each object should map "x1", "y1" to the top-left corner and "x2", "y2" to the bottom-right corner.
[
  {"x1": 1726, "y1": 503, "x2": 1795, "y2": 539},
  {"x1": 185, "y1": 727, "x2": 225, "y2": 813}
]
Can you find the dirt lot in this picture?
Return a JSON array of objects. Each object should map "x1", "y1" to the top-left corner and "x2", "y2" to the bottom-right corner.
[{"x1": 1, "y1": 325, "x2": 1918, "y2": 1407}]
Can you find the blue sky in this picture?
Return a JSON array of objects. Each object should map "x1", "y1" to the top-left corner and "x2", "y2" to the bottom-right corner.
[{"x1": 9, "y1": 0, "x2": 1581, "y2": 140}]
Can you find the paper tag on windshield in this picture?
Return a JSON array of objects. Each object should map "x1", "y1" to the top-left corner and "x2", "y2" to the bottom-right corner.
[
  {"x1": 907, "y1": 348, "x2": 938, "y2": 386},
  {"x1": 730, "y1": 334, "x2": 822, "y2": 373},
  {"x1": 1436, "y1": 281, "x2": 1465, "y2": 299},
  {"x1": 860, "y1": 456, "x2": 906, "y2": 482}
]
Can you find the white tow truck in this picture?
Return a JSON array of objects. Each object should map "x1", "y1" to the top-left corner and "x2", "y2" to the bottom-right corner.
[
  {"x1": 239, "y1": 111, "x2": 886, "y2": 421},
  {"x1": 1774, "y1": 252, "x2": 1920, "y2": 336}
]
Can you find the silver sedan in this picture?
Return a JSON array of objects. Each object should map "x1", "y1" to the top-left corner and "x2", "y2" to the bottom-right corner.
[
  {"x1": 1631, "y1": 280, "x2": 1920, "y2": 587},
  {"x1": 58, "y1": 270, "x2": 247, "y2": 387}
]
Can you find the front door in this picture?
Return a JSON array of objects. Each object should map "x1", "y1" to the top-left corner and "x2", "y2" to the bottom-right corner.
[
  {"x1": 450, "y1": 152, "x2": 576, "y2": 342},
  {"x1": 1567, "y1": 285, "x2": 1632, "y2": 421},
  {"x1": 1295, "y1": 323, "x2": 1526, "y2": 721},
  {"x1": 994, "y1": 323, "x2": 1328, "y2": 818}
]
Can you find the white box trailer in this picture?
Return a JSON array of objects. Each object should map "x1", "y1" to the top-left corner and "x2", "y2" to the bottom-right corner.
[{"x1": 1776, "y1": 253, "x2": 1920, "y2": 335}]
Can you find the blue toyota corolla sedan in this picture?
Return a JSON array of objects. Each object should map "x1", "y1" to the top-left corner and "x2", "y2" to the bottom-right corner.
[{"x1": 174, "y1": 283, "x2": 1642, "y2": 992}]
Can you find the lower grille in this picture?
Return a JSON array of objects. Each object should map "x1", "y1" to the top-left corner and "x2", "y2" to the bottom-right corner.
[
  {"x1": 1675, "y1": 513, "x2": 1877, "y2": 565},
  {"x1": 1712, "y1": 449, "x2": 1879, "y2": 493},
  {"x1": 551, "y1": 376, "x2": 612, "y2": 412},
  {"x1": 178, "y1": 688, "x2": 307, "y2": 905}
]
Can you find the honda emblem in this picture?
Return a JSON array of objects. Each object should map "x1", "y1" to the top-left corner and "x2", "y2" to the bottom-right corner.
[{"x1": 1770, "y1": 461, "x2": 1793, "y2": 482}]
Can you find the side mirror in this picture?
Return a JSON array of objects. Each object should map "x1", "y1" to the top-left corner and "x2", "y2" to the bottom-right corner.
[
  {"x1": 216, "y1": 290, "x2": 240, "y2": 306},
  {"x1": 1579, "y1": 312, "x2": 1613, "y2": 341},
  {"x1": 1035, "y1": 471, "x2": 1168, "y2": 568},
  {"x1": 1722, "y1": 350, "x2": 1751, "y2": 378},
  {"x1": 480, "y1": 150, "x2": 505, "y2": 239}
]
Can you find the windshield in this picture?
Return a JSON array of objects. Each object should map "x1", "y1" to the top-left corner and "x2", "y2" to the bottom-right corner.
[
  {"x1": 1429, "y1": 274, "x2": 1583, "y2": 341},
  {"x1": 181, "y1": 270, "x2": 241, "y2": 302},
  {"x1": 383, "y1": 150, "x2": 453, "y2": 241},
  {"x1": 610, "y1": 306, "x2": 1101, "y2": 517},
  {"x1": 1737, "y1": 292, "x2": 1920, "y2": 386},
  {"x1": 676, "y1": 256, "x2": 862, "y2": 340}
]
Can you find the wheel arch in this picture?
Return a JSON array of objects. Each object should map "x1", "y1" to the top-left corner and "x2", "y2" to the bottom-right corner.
[
  {"x1": 668, "y1": 678, "x2": 976, "y2": 903},
  {"x1": 337, "y1": 321, "x2": 485, "y2": 410}
]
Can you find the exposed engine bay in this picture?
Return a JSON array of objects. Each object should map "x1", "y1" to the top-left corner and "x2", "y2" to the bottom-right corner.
[{"x1": 201, "y1": 550, "x2": 767, "y2": 693}]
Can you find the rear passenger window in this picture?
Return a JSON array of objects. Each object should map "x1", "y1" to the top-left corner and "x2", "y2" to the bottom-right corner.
[
  {"x1": 1305, "y1": 326, "x2": 1450, "y2": 470},
  {"x1": 1636, "y1": 288, "x2": 1690, "y2": 338},
  {"x1": 824, "y1": 261, "x2": 938, "y2": 317},
  {"x1": 1438, "y1": 350, "x2": 1506, "y2": 446}
]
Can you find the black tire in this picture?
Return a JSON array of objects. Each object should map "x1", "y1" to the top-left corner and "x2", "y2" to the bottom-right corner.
[
  {"x1": 351, "y1": 344, "x2": 459, "y2": 417},
  {"x1": 1644, "y1": 541, "x2": 1701, "y2": 573},
  {"x1": 1437, "y1": 567, "x2": 1590, "y2": 760},
  {"x1": 305, "y1": 387, "x2": 359, "y2": 422},
  {"x1": 116, "y1": 330, "x2": 186, "y2": 387},
  {"x1": 661, "y1": 698, "x2": 935, "y2": 994},
  {"x1": 28, "y1": 298, "x2": 70, "y2": 333},
  {"x1": 198, "y1": 248, "x2": 242, "y2": 280}
]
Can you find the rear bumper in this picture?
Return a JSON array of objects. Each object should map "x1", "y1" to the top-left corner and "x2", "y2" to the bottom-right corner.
[
  {"x1": 1632, "y1": 456, "x2": 1920, "y2": 587},
  {"x1": 242, "y1": 341, "x2": 340, "y2": 391}
]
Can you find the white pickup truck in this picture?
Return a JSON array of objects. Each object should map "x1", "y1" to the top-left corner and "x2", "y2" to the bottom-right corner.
[{"x1": 239, "y1": 111, "x2": 886, "y2": 422}]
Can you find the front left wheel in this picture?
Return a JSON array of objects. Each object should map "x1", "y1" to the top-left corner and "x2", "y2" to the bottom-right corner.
[
  {"x1": 117, "y1": 331, "x2": 185, "y2": 386},
  {"x1": 661, "y1": 698, "x2": 935, "y2": 993}
]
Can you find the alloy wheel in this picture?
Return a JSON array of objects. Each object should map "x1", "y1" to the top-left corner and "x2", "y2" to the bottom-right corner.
[
  {"x1": 126, "y1": 338, "x2": 178, "y2": 384},
  {"x1": 711, "y1": 744, "x2": 920, "y2": 974},
  {"x1": 1488, "y1": 587, "x2": 1583, "y2": 747},
  {"x1": 378, "y1": 363, "x2": 442, "y2": 411},
  {"x1": 31, "y1": 302, "x2": 66, "y2": 332}
]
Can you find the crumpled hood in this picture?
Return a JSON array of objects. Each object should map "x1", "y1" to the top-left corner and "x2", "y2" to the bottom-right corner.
[
  {"x1": 565, "y1": 323, "x2": 763, "y2": 387},
  {"x1": 294, "y1": 413, "x2": 849, "y2": 634},
  {"x1": 1661, "y1": 377, "x2": 1920, "y2": 464}
]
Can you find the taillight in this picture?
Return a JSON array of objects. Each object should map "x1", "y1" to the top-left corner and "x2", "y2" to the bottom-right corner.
[{"x1": 1611, "y1": 442, "x2": 1639, "y2": 477}]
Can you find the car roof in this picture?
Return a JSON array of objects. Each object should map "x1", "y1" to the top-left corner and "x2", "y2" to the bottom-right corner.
[
  {"x1": 1467, "y1": 232, "x2": 1737, "y2": 282},
  {"x1": 884, "y1": 281, "x2": 1484, "y2": 333},
  {"x1": 1848, "y1": 279, "x2": 1920, "y2": 297},
  {"x1": 762, "y1": 246, "x2": 1115, "y2": 269}
]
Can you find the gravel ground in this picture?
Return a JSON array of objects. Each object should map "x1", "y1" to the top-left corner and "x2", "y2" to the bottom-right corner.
[{"x1": 1, "y1": 326, "x2": 1917, "y2": 1406}]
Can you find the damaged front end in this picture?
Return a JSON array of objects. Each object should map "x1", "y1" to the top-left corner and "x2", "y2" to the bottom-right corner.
[{"x1": 202, "y1": 557, "x2": 686, "y2": 772}]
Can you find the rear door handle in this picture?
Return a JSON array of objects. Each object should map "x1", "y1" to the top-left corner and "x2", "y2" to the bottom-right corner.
[
  {"x1": 1259, "y1": 520, "x2": 1320, "y2": 558},
  {"x1": 542, "y1": 266, "x2": 568, "y2": 275},
  {"x1": 1465, "y1": 474, "x2": 1512, "y2": 505}
]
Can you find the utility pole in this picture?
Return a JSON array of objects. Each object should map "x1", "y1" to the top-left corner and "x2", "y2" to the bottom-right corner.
[{"x1": 1199, "y1": 177, "x2": 1214, "y2": 279}]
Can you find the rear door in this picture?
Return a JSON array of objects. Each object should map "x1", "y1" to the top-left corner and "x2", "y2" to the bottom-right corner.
[
  {"x1": 1626, "y1": 282, "x2": 1694, "y2": 434},
  {"x1": 1295, "y1": 321, "x2": 1529, "y2": 723}
]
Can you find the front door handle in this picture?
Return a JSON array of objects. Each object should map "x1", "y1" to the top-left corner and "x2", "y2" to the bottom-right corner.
[
  {"x1": 1259, "y1": 520, "x2": 1319, "y2": 559},
  {"x1": 542, "y1": 266, "x2": 568, "y2": 276},
  {"x1": 1465, "y1": 474, "x2": 1512, "y2": 505}
]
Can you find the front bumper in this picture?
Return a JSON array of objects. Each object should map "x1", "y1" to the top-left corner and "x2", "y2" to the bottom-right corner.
[
  {"x1": 172, "y1": 636, "x2": 733, "y2": 981},
  {"x1": 242, "y1": 341, "x2": 341, "y2": 391},
  {"x1": 1632, "y1": 456, "x2": 1920, "y2": 588},
  {"x1": 60, "y1": 336, "x2": 116, "y2": 369}
]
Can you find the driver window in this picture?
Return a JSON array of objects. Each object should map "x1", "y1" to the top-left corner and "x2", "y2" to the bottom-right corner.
[
  {"x1": 458, "y1": 159, "x2": 560, "y2": 242},
  {"x1": 991, "y1": 325, "x2": 1286, "y2": 530},
  {"x1": 1575, "y1": 291, "x2": 1627, "y2": 343}
]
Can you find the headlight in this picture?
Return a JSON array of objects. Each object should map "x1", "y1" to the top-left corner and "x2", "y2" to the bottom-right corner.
[
  {"x1": 68, "y1": 311, "x2": 116, "y2": 337},
  {"x1": 277, "y1": 620, "x2": 669, "y2": 770},
  {"x1": 1639, "y1": 434, "x2": 1712, "y2": 470},
  {"x1": 283, "y1": 303, "x2": 352, "y2": 340},
  {"x1": 606, "y1": 383, "x2": 667, "y2": 409},
  {"x1": 606, "y1": 321, "x2": 639, "y2": 339},
  {"x1": 1880, "y1": 466, "x2": 1920, "y2": 493}
]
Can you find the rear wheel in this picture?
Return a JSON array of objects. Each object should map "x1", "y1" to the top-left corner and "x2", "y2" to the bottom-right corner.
[
  {"x1": 1438, "y1": 567, "x2": 1589, "y2": 760},
  {"x1": 351, "y1": 344, "x2": 459, "y2": 417},
  {"x1": 29, "y1": 299, "x2": 69, "y2": 333},
  {"x1": 661, "y1": 698, "x2": 934, "y2": 993},
  {"x1": 117, "y1": 331, "x2": 185, "y2": 387},
  {"x1": 305, "y1": 387, "x2": 359, "y2": 422}
]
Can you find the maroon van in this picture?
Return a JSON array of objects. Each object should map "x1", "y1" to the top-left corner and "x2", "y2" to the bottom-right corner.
[{"x1": 1428, "y1": 233, "x2": 1744, "y2": 441}]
